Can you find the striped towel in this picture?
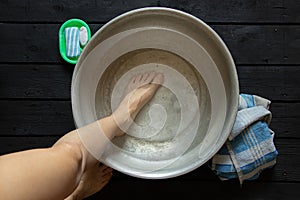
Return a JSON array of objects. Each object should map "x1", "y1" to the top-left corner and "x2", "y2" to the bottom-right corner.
[
  {"x1": 211, "y1": 94, "x2": 278, "y2": 185},
  {"x1": 65, "y1": 27, "x2": 81, "y2": 58}
]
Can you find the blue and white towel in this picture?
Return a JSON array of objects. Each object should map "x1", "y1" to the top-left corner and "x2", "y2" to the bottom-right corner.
[
  {"x1": 65, "y1": 27, "x2": 81, "y2": 58},
  {"x1": 211, "y1": 94, "x2": 278, "y2": 185}
]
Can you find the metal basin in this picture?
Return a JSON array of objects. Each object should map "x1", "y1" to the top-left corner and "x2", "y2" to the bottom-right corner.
[{"x1": 71, "y1": 7, "x2": 239, "y2": 179}]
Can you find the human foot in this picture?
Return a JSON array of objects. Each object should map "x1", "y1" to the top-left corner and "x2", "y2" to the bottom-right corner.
[
  {"x1": 65, "y1": 164, "x2": 113, "y2": 200},
  {"x1": 112, "y1": 72, "x2": 164, "y2": 136}
]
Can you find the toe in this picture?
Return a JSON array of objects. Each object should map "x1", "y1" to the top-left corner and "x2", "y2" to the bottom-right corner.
[
  {"x1": 134, "y1": 74, "x2": 143, "y2": 84},
  {"x1": 138, "y1": 72, "x2": 156, "y2": 87},
  {"x1": 124, "y1": 75, "x2": 138, "y2": 95},
  {"x1": 145, "y1": 71, "x2": 156, "y2": 83},
  {"x1": 129, "y1": 75, "x2": 137, "y2": 84},
  {"x1": 98, "y1": 162, "x2": 104, "y2": 167},
  {"x1": 102, "y1": 172, "x2": 113, "y2": 182},
  {"x1": 152, "y1": 73, "x2": 164, "y2": 85},
  {"x1": 103, "y1": 167, "x2": 113, "y2": 174},
  {"x1": 142, "y1": 73, "x2": 149, "y2": 81},
  {"x1": 136, "y1": 73, "x2": 150, "y2": 87},
  {"x1": 98, "y1": 164, "x2": 109, "y2": 171}
]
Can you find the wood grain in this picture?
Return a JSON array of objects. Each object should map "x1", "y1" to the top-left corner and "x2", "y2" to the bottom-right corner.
[
  {"x1": 0, "y1": 0, "x2": 299, "y2": 23},
  {"x1": 0, "y1": 100, "x2": 75, "y2": 136},
  {"x1": 92, "y1": 180, "x2": 300, "y2": 200},
  {"x1": 0, "y1": 24, "x2": 299, "y2": 64}
]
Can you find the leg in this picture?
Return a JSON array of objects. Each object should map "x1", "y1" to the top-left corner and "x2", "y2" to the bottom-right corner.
[
  {"x1": 0, "y1": 142, "x2": 83, "y2": 200},
  {"x1": 65, "y1": 72, "x2": 164, "y2": 200},
  {"x1": 0, "y1": 72, "x2": 163, "y2": 200},
  {"x1": 63, "y1": 72, "x2": 163, "y2": 200}
]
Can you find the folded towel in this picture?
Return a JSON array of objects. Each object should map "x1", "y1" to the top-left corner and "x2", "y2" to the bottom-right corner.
[
  {"x1": 211, "y1": 94, "x2": 278, "y2": 185},
  {"x1": 65, "y1": 27, "x2": 81, "y2": 58}
]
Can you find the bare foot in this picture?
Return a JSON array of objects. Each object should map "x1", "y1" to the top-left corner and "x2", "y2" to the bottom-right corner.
[
  {"x1": 65, "y1": 164, "x2": 113, "y2": 200},
  {"x1": 112, "y1": 72, "x2": 164, "y2": 136}
]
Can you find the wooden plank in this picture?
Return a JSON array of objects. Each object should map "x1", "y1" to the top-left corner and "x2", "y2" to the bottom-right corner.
[
  {"x1": 0, "y1": 64, "x2": 72, "y2": 99},
  {"x1": 0, "y1": 0, "x2": 299, "y2": 23},
  {"x1": 0, "y1": 136, "x2": 299, "y2": 183},
  {"x1": 0, "y1": 100, "x2": 299, "y2": 138},
  {"x1": 270, "y1": 118, "x2": 300, "y2": 139},
  {"x1": 1, "y1": 65, "x2": 299, "y2": 101},
  {"x1": 92, "y1": 180, "x2": 300, "y2": 200},
  {"x1": 237, "y1": 66, "x2": 300, "y2": 101},
  {"x1": 0, "y1": 101, "x2": 76, "y2": 136},
  {"x1": 210, "y1": 25, "x2": 300, "y2": 65},
  {"x1": 0, "y1": 24, "x2": 68, "y2": 63},
  {"x1": 0, "y1": 24, "x2": 299, "y2": 64}
]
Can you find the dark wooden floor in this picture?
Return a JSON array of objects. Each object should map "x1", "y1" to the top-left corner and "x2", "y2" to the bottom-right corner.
[{"x1": 0, "y1": 0, "x2": 299, "y2": 199}]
